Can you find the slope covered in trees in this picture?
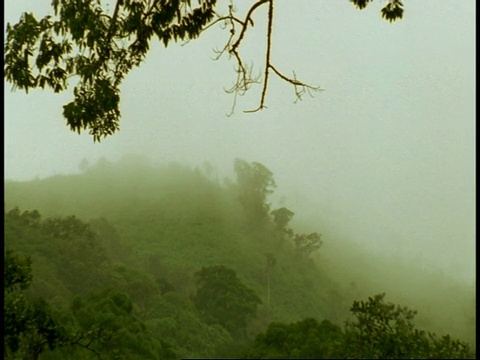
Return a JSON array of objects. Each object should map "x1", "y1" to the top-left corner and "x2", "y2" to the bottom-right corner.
[
  {"x1": 5, "y1": 156, "x2": 337, "y2": 325},
  {"x1": 4, "y1": 157, "x2": 475, "y2": 358}
]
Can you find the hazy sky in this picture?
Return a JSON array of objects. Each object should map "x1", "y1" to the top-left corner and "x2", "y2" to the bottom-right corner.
[{"x1": 4, "y1": 1, "x2": 475, "y2": 284}]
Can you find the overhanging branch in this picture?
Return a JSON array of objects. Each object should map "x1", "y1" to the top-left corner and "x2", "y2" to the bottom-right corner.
[{"x1": 204, "y1": 0, "x2": 322, "y2": 115}]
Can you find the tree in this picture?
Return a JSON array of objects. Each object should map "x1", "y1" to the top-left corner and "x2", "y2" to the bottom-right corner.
[
  {"x1": 243, "y1": 317, "x2": 344, "y2": 358},
  {"x1": 40, "y1": 215, "x2": 109, "y2": 296},
  {"x1": 67, "y1": 288, "x2": 177, "y2": 360},
  {"x1": 193, "y1": 265, "x2": 262, "y2": 337},
  {"x1": 4, "y1": 0, "x2": 404, "y2": 141},
  {"x1": 293, "y1": 231, "x2": 322, "y2": 259},
  {"x1": 145, "y1": 291, "x2": 233, "y2": 359},
  {"x1": 234, "y1": 158, "x2": 276, "y2": 228},
  {"x1": 5, "y1": 210, "x2": 181, "y2": 359},
  {"x1": 271, "y1": 207, "x2": 294, "y2": 233},
  {"x1": 343, "y1": 293, "x2": 473, "y2": 359},
  {"x1": 4, "y1": 249, "x2": 67, "y2": 360}
]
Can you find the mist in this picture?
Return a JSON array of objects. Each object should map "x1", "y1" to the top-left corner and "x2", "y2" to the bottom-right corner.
[
  {"x1": 4, "y1": 155, "x2": 476, "y2": 349},
  {"x1": 5, "y1": 0, "x2": 475, "y2": 289},
  {"x1": 3, "y1": 4, "x2": 476, "y2": 357}
]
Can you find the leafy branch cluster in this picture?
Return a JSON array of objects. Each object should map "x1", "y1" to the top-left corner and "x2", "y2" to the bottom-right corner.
[
  {"x1": 4, "y1": 0, "x2": 217, "y2": 141},
  {"x1": 4, "y1": 0, "x2": 404, "y2": 140},
  {"x1": 246, "y1": 293, "x2": 473, "y2": 359},
  {"x1": 344, "y1": 293, "x2": 473, "y2": 359},
  {"x1": 349, "y1": 0, "x2": 404, "y2": 22}
]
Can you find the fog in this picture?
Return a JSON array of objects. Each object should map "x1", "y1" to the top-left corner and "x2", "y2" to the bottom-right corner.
[{"x1": 4, "y1": 0, "x2": 475, "y2": 290}]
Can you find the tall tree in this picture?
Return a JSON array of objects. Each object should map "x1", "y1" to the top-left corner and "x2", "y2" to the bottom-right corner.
[
  {"x1": 4, "y1": 0, "x2": 404, "y2": 140},
  {"x1": 234, "y1": 158, "x2": 276, "y2": 229}
]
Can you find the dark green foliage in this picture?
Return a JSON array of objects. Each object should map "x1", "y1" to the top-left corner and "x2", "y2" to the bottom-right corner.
[
  {"x1": 349, "y1": 0, "x2": 373, "y2": 9},
  {"x1": 294, "y1": 231, "x2": 322, "y2": 258},
  {"x1": 6, "y1": 209, "x2": 110, "y2": 297},
  {"x1": 349, "y1": 0, "x2": 404, "y2": 22},
  {"x1": 381, "y1": 0, "x2": 404, "y2": 22},
  {"x1": 89, "y1": 217, "x2": 137, "y2": 266},
  {"x1": 244, "y1": 317, "x2": 344, "y2": 358},
  {"x1": 4, "y1": 250, "x2": 67, "y2": 359},
  {"x1": 193, "y1": 265, "x2": 262, "y2": 337},
  {"x1": 343, "y1": 293, "x2": 473, "y2": 359},
  {"x1": 4, "y1": 249, "x2": 33, "y2": 293},
  {"x1": 108, "y1": 264, "x2": 162, "y2": 314},
  {"x1": 41, "y1": 215, "x2": 107, "y2": 279},
  {"x1": 3, "y1": 158, "x2": 475, "y2": 358},
  {"x1": 246, "y1": 295, "x2": 474, "y2": 359},
  {"x1": 65, "y1": 289, "x2": 176, "y2": 360},
  {"x1": 4, "y1": 0, "x2": 217, "y2": 141},
  {"x1": 4, "y1": 204, "x2": 241, "y2": 358},
  {"x1": 4, "y1": 1, "x2": 405, "y2": 140},
  {"x1": 146, "y1": 291, "x2": 233, "y2": 358}
]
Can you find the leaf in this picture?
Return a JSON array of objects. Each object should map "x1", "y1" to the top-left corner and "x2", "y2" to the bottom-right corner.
[
  {"x1": 381, "y1": 0, "x2": 404, "y2": 22},
  {"x1": 349, "y1": 0, "x2": 373, "y2": 10}
]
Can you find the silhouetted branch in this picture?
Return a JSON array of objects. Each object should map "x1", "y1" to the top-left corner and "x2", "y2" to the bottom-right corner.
[
  {"x1": 203, "y1": 0, "x2": 321, "y2": 114},
  {"x1": 244, "y1": 0, "x2": 273, "y2": 113},
  {"x1": 270, "y1": 66, "x2": 323, "y2": 103}
]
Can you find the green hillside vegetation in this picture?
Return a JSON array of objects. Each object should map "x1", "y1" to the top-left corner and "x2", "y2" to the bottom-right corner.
[{"x1": 4, "y1": 156, "x2": 475, "y2": 359}]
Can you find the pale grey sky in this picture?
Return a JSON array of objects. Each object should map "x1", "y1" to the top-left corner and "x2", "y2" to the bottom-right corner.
[{"x1": 4, "y1": 1, "x2": 475, "y2": 284}]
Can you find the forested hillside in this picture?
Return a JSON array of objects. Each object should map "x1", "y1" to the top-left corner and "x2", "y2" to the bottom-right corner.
[{"x1": 4, "y1": 157, "x2": 475, "y2": 359}]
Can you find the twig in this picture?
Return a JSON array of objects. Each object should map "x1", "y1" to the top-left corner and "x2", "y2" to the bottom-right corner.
[{"x1": 245, "y1": 0, "x2": 273, "y2": 112}]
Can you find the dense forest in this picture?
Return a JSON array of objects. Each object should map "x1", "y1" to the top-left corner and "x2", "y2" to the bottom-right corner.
[{"x1": 4, "y1": 156, "x2": 475, "y2": 359}]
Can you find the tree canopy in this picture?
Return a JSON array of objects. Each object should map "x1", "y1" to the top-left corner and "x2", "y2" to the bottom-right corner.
[
  {"x1": 4, "y1": 250, "x2": 67, "y2": 359},
  {"x1": 343, "y1": 293, "x2": 473, "y2": 359},
  {"x1": 243, "y1": 293, "x2": 473, "y2": 359},
  {"x1": 234, "y1": 158, "x2": 276, "y2": 228},
  {"x1": 4, "y1": 158, "x2": 475, "y2": 359},
  {"x1": 5, "y1": 0, "x2": 404, "y2": 141},
  {"x1": 244, "y1": 317, "x2": 344, "y2": 358},
  {"x1": 193, "y1": 265, "x2": 262, "y2": 337}
]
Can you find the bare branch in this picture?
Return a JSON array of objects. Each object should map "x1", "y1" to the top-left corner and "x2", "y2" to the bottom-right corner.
[
  {"x1": 221, "y1": 0, "x2": 322, "y2": 113},
  {"x1": 192, "y1": 0, "x2": 322, "y2": 114},
  {"x1": 270, "y1": 65, "x2": 323, "y2": 102},
  {"x1": 225, "y1": 62, "x2": 261, "y2": 116},
  {"x1": 211, "y1": 7, "x2": 239, "y2": 61},
  {"x1": 204, "y1": 13, "x2": 245, "y2": 33},
  {"x1": 230, "y1": 0, "x2": 268, "y2": 53},
  {"x1": 245, "y1": 0, "x2": 274, "y2": 113}
]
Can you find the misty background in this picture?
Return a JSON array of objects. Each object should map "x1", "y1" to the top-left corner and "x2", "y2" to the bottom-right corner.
[{"x1": 4, "y1": 0, "x2": 475, "y2": 289}]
